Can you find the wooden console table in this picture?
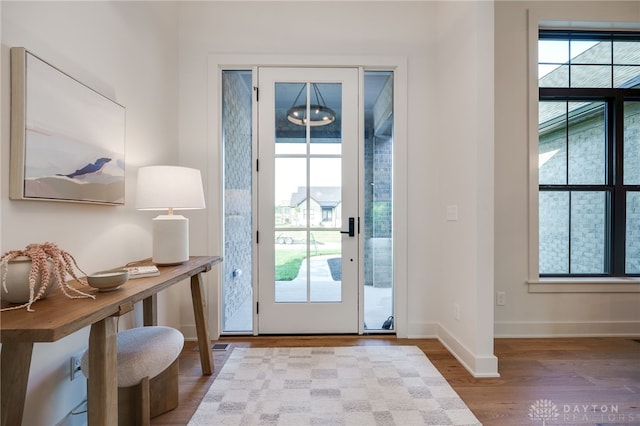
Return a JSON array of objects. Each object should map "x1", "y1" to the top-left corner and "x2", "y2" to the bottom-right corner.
[{"x1": 0, "y1": 255, "x2": 222, "y2": 426}]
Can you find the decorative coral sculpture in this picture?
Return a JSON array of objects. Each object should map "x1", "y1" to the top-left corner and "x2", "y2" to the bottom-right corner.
[{"x1": 1, "y1": 242, "x2": 95, "y2": 312}]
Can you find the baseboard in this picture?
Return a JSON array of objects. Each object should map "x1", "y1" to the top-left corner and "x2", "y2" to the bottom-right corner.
[
  {"x1": 186, "y1": 318, "x2": 639, "y2": 373},
  {"x1": 495, "y1": 320, "x2": 640, "y2": 338},
  {"x1": 408, "y1": 322, "x2": 500, "y2": 378},
  {"x1": 437, "y1": 324, "x2": 500, "y2": 378},
  {"x1": 181, "y1": 325, "x2": 197, "y2": 341},
  {"x1": 405, "y1": 320, "x2": 439, "y2": 338}
]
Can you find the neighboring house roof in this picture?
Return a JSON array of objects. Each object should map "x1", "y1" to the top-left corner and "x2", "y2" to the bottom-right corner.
[
  {"x1": 289, "y1": 187, "x2": 341, "y2": 208},
  {"x1": 539, "y1": 41, "x2": 640, "y2": 91},
  {"x1": 539, "y1": 40, "x2": 640, "y2": 132}
]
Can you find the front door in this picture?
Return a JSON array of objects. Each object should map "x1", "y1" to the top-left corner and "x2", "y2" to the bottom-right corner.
[{"x1": 257, "y1": 67, "x2": 360, "y2": 333}]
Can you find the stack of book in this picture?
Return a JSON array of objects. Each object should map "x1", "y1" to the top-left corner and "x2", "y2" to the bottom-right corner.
[{"x1": 125, "y1": 265, "x2": 160, "y2": 279}]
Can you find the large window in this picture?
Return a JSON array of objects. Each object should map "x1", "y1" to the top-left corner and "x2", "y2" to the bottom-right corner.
[{"x1": 538, "y1": 31, "x2": 640, "y2": 277}]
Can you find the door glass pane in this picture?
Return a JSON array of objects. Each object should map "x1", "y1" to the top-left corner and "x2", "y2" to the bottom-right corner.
[
  {"x1": 276, "y1": 82, "x2": 306, "y2": 155},
  {"x1": 627, "y1": 192, "x2": 640, "y2": 274},
  {"x1": 274, "y1": 237, "x2": 307, "y2": 302},
  {"x1": 309, "y1": 231, "x2": 342, "y2": 302},
  {"x1": 570, "y1": 191, "x2": 607, "y2": 274},
  {"x1": 275, "y1": 157, "x2": 306, "y2": 303},
  {"x1": 275, "y1": 158, "x2": 306, "y2": 227},
  {"x1": 222, "y1": 70, "x2": 253, "y2": 332},
  {"x1": 309, "y1": 158, "x2": 342, "y2": 302},
  {"x1": 624, "y1": 101, "x2": 640, "y2": 185},
  {"x1": 364, "y1": 70, "x2": 394, "y2": 330},
  {"x1": 310, "y1": 83, "x2": 341, "y2": 155},
  {"x1": 309, "y1": 158, "x2": 342, "y2": 226},
  {"x1": 539, "y1": 191, "x2": 569, "y2": 274}
]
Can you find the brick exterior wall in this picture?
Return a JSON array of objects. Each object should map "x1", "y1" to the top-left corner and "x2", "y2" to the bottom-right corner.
[
  {"x1": 364, "y1": 73, "x2": 393, "y2": 288},
  {"x1": 222, "y1": 71, "x2": 253, "y2": 330}
]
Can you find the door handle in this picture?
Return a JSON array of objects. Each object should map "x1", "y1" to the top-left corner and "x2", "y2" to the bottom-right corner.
[{"x1": 340, "y1": 217, "x2": 355, "y2": 237}]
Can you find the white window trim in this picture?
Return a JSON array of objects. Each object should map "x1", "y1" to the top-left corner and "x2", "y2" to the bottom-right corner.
[
  {"x1": 529, "y1": 279, "x2": 640, "y2": 293},
  {"x1": 207, "y1": 54, "x2": 409, "y2": 336},
  {"x1": 526, "y1": 14, "x2": 640, "y2": 293}
]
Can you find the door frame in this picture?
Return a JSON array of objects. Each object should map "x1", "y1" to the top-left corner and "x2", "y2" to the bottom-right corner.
[{"x1": 207, "y1": 54, "x2": 408, "y2": 338}]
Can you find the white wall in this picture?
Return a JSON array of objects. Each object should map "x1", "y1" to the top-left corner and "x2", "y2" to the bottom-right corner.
[
  {"x1": 435, "y1": 0, "x2": 497, "y2": 376},
  {"x1": 494, "y1": 1, "x2": 640, "y2": 337},
  {"x1": 1, "y1": 2, "x2": 179, "y2": 424},
  {"x1": 177, "y1": 1, "x2": 498, "y2": 376}
]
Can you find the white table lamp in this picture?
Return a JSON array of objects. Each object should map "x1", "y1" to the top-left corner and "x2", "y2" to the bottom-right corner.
[{"x1": 136, "y1": 166, "x2": 206, "y2": 265}]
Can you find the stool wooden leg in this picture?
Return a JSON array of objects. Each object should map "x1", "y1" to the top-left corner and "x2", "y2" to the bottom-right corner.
[
  {"x1": 149, "y1": 358, "x2": 179, "y2": 416},
  {"x1": 119, "y1": 359, "x2": 180, "y2": 424},
  {"x1": 139, "y1": 376, "x2": 150, "y2": 426}
]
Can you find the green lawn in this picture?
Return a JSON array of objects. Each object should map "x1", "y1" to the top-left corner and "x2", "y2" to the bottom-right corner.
[{"x1": 275, "y1": 248, "x2": 341, "y2": 281}]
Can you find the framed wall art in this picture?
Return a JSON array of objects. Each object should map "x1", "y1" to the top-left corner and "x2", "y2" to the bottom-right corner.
[{"x1": 10, "y1": 47, "x2": 125, "y2": 205}]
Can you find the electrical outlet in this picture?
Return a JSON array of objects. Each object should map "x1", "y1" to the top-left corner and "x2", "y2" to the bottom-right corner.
[
  {"x1": 453, "y1": 303, "x2": 460, "y2": 321},
  {"x1": 70, "y1": 350, "x2": 85, "y2": 381},
  {"x1": 496, "y1": 291, "x2": 506, "y2": 306}
]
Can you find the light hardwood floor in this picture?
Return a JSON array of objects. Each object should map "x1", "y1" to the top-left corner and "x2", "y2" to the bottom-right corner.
[{"x1": 152, "y1": 336, "x2": 640, "y2": 425}]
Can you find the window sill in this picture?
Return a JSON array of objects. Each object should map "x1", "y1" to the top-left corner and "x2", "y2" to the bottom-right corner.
[{"x1": 528, "y1": 278, "x2": 640, "y2": 293}]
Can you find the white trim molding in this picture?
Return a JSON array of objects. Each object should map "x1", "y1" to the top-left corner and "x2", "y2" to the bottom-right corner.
[
  {"x1": 407, "y1": 321, "x2": 500, "y2": 378},
  {"x1": 207, "y1": 54, "x2": 408, "y2": 338},
  {"x1": 526, "y1": 11, "x2": 640, "y2": 293},
  {"x1": 495, "y1": 320, "x2": 640, "y2": 338},
  {"x1": 529, "y1": 279, "x2": 640, "y2": 293},
  {"x1": 438, "y1": 324, "x2": 500, "y2": 379}
]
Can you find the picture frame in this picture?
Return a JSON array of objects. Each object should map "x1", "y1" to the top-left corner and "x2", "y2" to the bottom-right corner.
[{"x1": 10, "y1": 47, "x2": 125, "y2": 205}]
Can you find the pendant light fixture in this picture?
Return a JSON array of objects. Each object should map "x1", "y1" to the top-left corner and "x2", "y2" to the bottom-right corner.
[{"x1": 286, "y1": 83, "x2": 336, "y2": 127}]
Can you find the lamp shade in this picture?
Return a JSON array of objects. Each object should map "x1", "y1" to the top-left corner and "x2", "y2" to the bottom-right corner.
[
  {"x1": 136, "y1": 166, "x2": 205, "y2": 211},
  {"x1": 136, "y1": 165, "x2": 205, "y2": 265}
]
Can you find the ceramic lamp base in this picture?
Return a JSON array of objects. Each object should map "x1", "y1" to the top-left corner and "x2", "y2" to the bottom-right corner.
[{"x1": 152, "y1": 215, "x2": 189, "y2": 265}]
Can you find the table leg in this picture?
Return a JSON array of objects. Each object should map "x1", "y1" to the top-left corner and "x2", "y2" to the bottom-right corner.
[
  {"x1": 1, "y1": 342, "x2": 34, "y2": 426},
  {"x1": 88, "y1": 316, "x2": 118, "y2": 426},
  {"x1": 143, "y1": 294, "x2": 157, "y2": 326},
  {"x1": 190, "y1": 272, "x2": 213, "y2": 375}
]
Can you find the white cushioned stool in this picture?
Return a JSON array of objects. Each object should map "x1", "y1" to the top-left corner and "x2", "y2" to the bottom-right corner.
[{"x1": 81, "y1": 326, "x2": 184, "y2": 426}]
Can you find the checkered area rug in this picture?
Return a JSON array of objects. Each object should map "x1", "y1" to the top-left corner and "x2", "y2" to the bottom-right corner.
[{"x1": 188, "y1": 346, "x2": 481, "y2": 425}]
